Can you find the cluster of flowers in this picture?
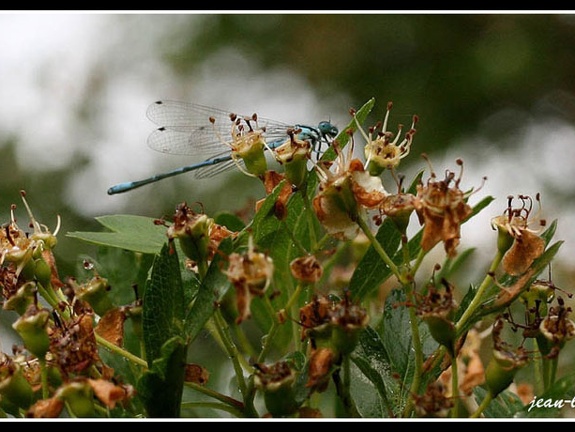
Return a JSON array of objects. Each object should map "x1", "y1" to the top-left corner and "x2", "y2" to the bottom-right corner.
[
  {"x1": 162, "y1": 102, "x2": 572, "y2": 417},
  {"x1": 1, "y1": 100, "x2": 571, "y2": 418},
  {"x1": 0, "y1": 192, "x2": 135, "y2": 417}
]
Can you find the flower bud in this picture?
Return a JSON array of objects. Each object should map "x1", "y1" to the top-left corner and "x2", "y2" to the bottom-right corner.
[
  {"x1": 274, "y1": 130, "x2": 311, "y2": 189},
  {"x1": 227, "y1": 113, "x2": 268, "y2": 177},
  {"x1": 0, "y1": 355, "x2": 34, "y2": 409},
  {"x1": 379, "y1": 192, "x2": 416, "y2": 234},
  {"x1": 537, "y1": 297, "x2": 575, "y2": 358},
  {"x1": 32, "y1": 257, "x2": 52, "y2": 288},
  {"x1": 55, "y1": 380, "x2": 95, "y2": 418},
  {"x1": 329, "y1": 300, "x2": 369, "y2": 355},
  {"x1": 3, "y1": 281, "x2": 36, "y2": 315},
  {"x1": 69, "y1": 276, "x2": 114, "y2": 317},
  {"x1": 484, "y1": 347, "x2": 528, "y2": 398},
  {"x1": 485, "y1": 318, "x2": 529, "y2": 398},
  {"x1": 254, "y1": 361, "x2": 299, "y2": 417},
  {"x1": 12, "y1": 304, "x2": 50, "y2": 358}
]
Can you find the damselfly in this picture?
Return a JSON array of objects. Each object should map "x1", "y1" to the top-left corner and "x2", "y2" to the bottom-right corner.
[{"x1": 107, "y1": 101, "x2": 338, "y2": 195}]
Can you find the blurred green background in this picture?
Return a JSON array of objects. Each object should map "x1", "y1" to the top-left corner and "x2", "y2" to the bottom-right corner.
[{"x1": 1, "y1": 11, "x2": 574, "y2": 356}]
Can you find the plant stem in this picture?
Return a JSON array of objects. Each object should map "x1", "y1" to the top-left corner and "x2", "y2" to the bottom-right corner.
[
  {"x1": 356, "y1": 216, "x2": 401, "y2": 282},
  {"x1": 401, "y1": 281, "x2": 425, "y2": 418},
  {"x1": 301, "y1": 187, "x2": 318, "y2": 250},
  {"x1": 335, "y1": 356, "x2": 361, "y2": 418},
  {"x1": 450, "y1": 351, "x2": 459, "y2": 418},
  {"x1": 184, "y1": 381, "x2": 245, "y2": 414},
  {"x1": 470, "y1": 391, "x2": 492, "y2": 418},
  {"x1": 95, "y1": 333, "x2": 148, "y2": 368},
  {"x1": 39, "y1": 357, "x2": 49, "y2": 399},
  {"x1": 212, "y1": 309, "x2": 258, "y2": 417},
  {"x1": 283, "y1": 282, "x2": 304, "y2": 353},
  {"x1": 257, "y1": 295, "x2": 282, "y2": 362},
  {"x1": 455, "y1": 250, "x2": 503, "y2": 334}
]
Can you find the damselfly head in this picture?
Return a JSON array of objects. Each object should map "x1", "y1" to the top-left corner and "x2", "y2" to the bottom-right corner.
[{"x1": 318, "y1": 121, "x2": 338, "y2": 139}]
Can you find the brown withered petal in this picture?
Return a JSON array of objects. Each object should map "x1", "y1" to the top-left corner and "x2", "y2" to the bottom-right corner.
[
  {"x1": 299, "y1": 296, "x2": 332, "y2": 341},
  {"x1": 50, "y1": 313, "x2": 100, "y2": 376},
  {"x1": 290, "y1": 255, "x2": 323, "y2": 283},
  {"x1": 208, "y1": 224, "x2": 236, "y2": 260},
  {"x1": 95, "y1": 307, "x2": 126, "y2": 347},
  {"x1": 350, "y1": 169, "x2": 387, "y2": 209},
  {"x1": 502, "y1": 229, "x2": 546, "y2": 276},
  {"x1": 418, "y1": 209, "x2": 445, "y2": 253},
  {"x1": 306, "y1": 347, "x2": 334, "y2": 392},
  {"x1": 413, "y1": 381, "x2": 453, "y2": 418},
  {"x1": 380, "y1": 193, "x2": 416, "y2": 218},
  {"x1": 234, "y1": 283, "x2": 252, "y2": 324},
  {"x1": 26, "y1": 397, "x2": 65, "y2": 418},
  {"x1": 41, "y1": 249, "x2": 64, "y2": 290},
  {"x1": 312, "y1": 191, "x2": 360, "y2": 240},
  {"x1": 262, "y1": 170, "x2": 286, "y2": 195},
  {"x1": 87, "y1": 378, "x2": 134, "y2": 409},
  {"x1": 184, "y1": 363, "x2": 210, "y2": 385},
  {"x1": 493, "y1": 269, "x2": 535, "y2": 308}
]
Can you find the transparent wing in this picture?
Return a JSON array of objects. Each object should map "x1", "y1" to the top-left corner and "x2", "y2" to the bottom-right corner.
[{"x1": 146, "y1": 100, "x2": 294, "y2": 156}]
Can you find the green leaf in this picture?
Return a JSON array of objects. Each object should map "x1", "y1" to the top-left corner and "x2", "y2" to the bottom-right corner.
[
  {"x1": 67, "y1": 214, "x2": 168, "y2": 254},
  {"x1": 472, "y1": 386, "x2": 525, "y2": 418},
  {"x1": 214, "y1": 211, "x2": 246, "y2": 232},
  {"x1": 184, "y1": 237, "x2": 233, "y2": 343},
  {"x1": 349, "y1": 218, "x2": 402, "y2": 302},
  {"x1": 378, "y1": 289, "x2": 414, "y2": 396},
  {"x1": 142, "y1": 243, "x2": 185, "y2": 366},
  {"x1": 137, "y1": 336, "x2": 187, "y2": 418},
  {"x1": 376, "y1": 289, "x2": 440, "y2": 408},
  {"x1": 351, "y1": 326, "x2": 397, "y2": 417}
]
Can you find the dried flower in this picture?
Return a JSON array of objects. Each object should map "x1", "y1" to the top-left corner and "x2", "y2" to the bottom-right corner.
[
  {"x1": 49, "y1": 312, "x2": 100, "y2": 378},
  {"x1": 313, "y1": 140, "x2": 388, "y2": 240},
  {"x1": 414, "y1": 157, "x2": 480, "y2": 257},
  {"x1": 1, "y1": 192, "x2": 61, "y2": 288},
  {"x1": 417, "y1": 278, "x2": 458, "y2": 351},
  {"x1": 224, "y1": 236, "x2": 274, "y2": 324},
  {"x1": 537, "y1": 296, "x2": 575, "y2": 359},
  {"x1": 491, "y1": 194, "x2": 546, "y2": 276},
  {"x1": 413, "y1": 381, "x2": 453, "y2": 418},
  {"x1": 254, "y1": 361, "x2": 299, "y2": 417},
  {"x1": 484, "y1": 317, "x2": 529, "y2": 398},
  {"x1": 211, "y1": 111, "x2": 269, "y2": 178},
  {"x1": 290, "y1": 255, "x2": 323, "y2": 284},
  {"x1": 353, "y1": 101, "x2": 417, "y2": 176},
  {"x1": 167, "y1": 202, "x2": 236, "y2": 266},
  {"x1": 273, "y1": 127, "x2": 312, "y2": 189}
]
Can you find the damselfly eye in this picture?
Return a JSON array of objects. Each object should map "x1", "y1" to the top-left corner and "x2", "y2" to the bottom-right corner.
[{"x1": 318, "y1": 121, "x2": 338, "y2": 138}]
